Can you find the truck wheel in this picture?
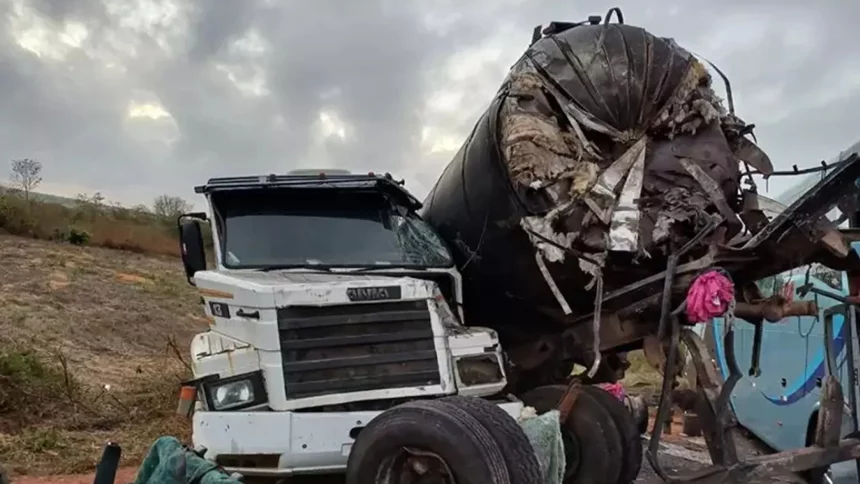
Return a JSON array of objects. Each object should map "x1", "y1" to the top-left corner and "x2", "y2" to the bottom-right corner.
[
  {"x1": 346, "y1": 400, "x2": 511, "y2": 484},
  {"x1": 520, "y1": 385, "x2": 623, "y2": 484},
  {"x1": 581, "y1": 386, "x2": 643, "y2": 484},
  {"x1": 441, "y1": 396, "x2": 542, "y2": 484}
]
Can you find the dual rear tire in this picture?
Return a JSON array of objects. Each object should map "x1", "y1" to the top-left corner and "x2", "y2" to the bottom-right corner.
[
  {"x1": 346, "y1": 396, "x2": 541, "y2": 484},
  {"x1": 346, "y1": 385, "x2": 642, "y2": 484},
  {"x1": 519, "y1": 385, "x2": 643, "y2": 484}
]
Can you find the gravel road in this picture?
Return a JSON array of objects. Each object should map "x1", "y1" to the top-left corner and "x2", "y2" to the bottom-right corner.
[{"x1": 635, "y1": 431, "x2": 808, "y2": 484}]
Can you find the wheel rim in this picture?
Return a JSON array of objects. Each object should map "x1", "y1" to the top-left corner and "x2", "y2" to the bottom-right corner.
[{"x1": 377, "y1": 447, "x2": 457, "y2": 484}]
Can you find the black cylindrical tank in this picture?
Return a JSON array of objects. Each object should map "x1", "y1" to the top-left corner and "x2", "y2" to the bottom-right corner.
[
  {"x1": 420, "y1": 21, "x2": 745, "y2": 343},
  {"x1": 420, "y1": 98, "x2": 586, "y2": 339}
]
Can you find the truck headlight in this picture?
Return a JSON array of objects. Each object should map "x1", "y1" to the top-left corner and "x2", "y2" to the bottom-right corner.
[
  {"x1": 203, "y1": 371, "x2": 266, "y2": 411},
  {"x1": 455, "y1": 354, "x2": 504, "y2": 386}
]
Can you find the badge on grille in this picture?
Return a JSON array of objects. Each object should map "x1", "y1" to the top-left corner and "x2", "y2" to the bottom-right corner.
[{"x1": 346, "y1": 286, "x2": 402, "y2": 302}]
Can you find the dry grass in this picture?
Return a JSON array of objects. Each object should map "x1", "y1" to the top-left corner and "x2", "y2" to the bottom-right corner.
[
  {"x1": 0, "y1": 234, "x2": 206, "y2": 476},
  {"x1": 0, "y1": 193, "x2": 180, "y2": 257}
]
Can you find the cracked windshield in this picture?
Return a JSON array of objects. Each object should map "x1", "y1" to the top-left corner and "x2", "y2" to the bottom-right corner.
[{"x1": 219, "y1": 194, "x2": 452, "y2": 269}]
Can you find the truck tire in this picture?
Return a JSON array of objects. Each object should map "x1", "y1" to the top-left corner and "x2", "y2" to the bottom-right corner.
[
  {"x1": 581, "y1": 386, "x2": 643, "y2": 484},
  {"x1": 346, "y1": 400, "x2": 511, "y2": 484},
  {"x1": 520, "y1": 385, "x2": 623, "y2": 484},
  {"x1": 441, "y1": 396, "x2": 542, "y2": 484}
]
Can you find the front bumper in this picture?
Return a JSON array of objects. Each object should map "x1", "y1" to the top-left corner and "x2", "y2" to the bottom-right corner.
[{"x1": 193, "y1": 401, "x2": 525, "y2": 477}]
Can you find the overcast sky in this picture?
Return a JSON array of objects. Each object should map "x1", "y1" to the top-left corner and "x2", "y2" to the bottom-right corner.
[{"x1": 1, "y1": 0, "x2": 858, "y2": 209}]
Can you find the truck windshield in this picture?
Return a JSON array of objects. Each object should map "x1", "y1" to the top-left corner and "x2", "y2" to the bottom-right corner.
[{"x1": 215, "y1": 191, "x2": 454, "y2": 269}]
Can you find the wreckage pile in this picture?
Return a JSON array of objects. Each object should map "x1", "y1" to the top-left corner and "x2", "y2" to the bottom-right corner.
[{"x1": 421, "y1": 16, "x2": 773, "y2": 339}]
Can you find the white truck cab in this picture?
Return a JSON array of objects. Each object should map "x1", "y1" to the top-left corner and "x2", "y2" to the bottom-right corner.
[{"x1": 176, "y1": 170, "x2": 522, "y2": 478}]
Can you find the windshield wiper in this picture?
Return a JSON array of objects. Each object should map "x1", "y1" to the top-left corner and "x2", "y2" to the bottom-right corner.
[
  {"x1": 257, "y1": 265, "x2": 333, "y2": 272},
  {"x1": 256, "y1": 264, "x2": 428, "y2": 273},
  {"x1": 350, "y1": 265, "x2": 427, "y2": 272}
]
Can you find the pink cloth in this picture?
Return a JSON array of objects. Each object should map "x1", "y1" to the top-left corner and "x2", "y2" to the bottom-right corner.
[
  {"x1": 685, "y1": 270, "x2": 734, "y2": 323},
  {"x1": 597, "y1": 382, "x2": 626, "y2": 401}
]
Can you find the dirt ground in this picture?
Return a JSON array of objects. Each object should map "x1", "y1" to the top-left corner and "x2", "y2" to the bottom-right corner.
[
  {"x1": 0, "y1": 234, "x2": 205, "y2": 477},
  {"x1": 0, "y1": 234, "x2": 206, "y2": 388}
]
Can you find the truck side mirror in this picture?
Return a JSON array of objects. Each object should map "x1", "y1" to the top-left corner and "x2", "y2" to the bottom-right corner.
[{"x1": 177, "y1": 214, "x2": 208, "y2": 285}]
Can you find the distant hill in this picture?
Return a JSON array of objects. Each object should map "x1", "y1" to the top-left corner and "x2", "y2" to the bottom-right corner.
[{"x1": 0, "y1": 186, "x2": 78, "y2": 208}]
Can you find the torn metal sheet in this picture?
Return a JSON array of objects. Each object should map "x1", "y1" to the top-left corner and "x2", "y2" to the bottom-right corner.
[
  {"x1": 678, "y1": 157, "x2": 741, "y2": 228},
  {"x1": 535, "y1": 252, "x2": 573, "y2": 315},
  {"x1": 585, "y1": 137, "x2": 648, "y2": 225},
  {"x1": 735, "y1": 136, "x2": 774, "y2": 176},
  {"x1": 609, "y1": 146, "x2": 646, "y2": 252}
]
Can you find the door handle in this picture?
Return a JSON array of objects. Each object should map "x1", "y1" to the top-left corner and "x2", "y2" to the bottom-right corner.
[{"x1": 236, "y1": 309, "x2": 260, "y2": 320}]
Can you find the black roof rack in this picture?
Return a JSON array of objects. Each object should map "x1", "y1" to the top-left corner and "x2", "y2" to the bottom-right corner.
[{"x1": 194, "y1": 173, "x2": 421, "y2": 209}]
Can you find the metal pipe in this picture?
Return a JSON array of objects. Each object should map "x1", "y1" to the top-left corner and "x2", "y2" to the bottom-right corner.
[{"x1": 733, "y1": 299, "x2": 817, "y2": 322}]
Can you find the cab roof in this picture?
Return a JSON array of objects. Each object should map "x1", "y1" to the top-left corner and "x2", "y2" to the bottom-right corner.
[{"x1": 194, "y1": 172, "x2": 422, "y2": 210}]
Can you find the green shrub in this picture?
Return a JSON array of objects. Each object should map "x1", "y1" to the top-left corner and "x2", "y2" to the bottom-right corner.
[
  {"x1": 67, "y1": 228, "x2": 91, "y2": 246},
  {"x1": 0, "y1": 350, "x2": 69, "y2": 416}
]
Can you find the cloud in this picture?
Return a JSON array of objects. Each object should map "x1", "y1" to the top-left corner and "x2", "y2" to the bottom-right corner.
[{"x1": 0, "y1": 0, "x2": 857, "y2": 206}]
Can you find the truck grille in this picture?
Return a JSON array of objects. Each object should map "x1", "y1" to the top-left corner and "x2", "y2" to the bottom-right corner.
[{"x1": 277, "y1": 300, "x2": 441, "y2": 399}]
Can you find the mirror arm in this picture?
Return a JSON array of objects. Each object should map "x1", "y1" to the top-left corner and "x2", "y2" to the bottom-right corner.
[{"x1": 176, "y1": 212, "x2": 208, "y2": 230}]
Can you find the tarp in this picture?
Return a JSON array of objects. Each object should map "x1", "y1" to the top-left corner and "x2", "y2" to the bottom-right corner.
[
  {"x1": 133, "y1": 436, "x2": 240, "y2": 484},
  {"x1": 520, "y1": 408, "x2": 566, "y2": 484}
]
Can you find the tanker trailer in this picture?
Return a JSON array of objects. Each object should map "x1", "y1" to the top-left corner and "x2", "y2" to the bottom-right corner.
[{"x1": 419, "y1": 9, "x2": 860, "y2": 394}]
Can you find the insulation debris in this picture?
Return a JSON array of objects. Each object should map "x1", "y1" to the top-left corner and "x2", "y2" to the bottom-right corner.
[
  {"x1": 585, "y1": 137, "x2": 648, "y2": 225},
  {"x1": 521, "y1": 215, "x2": 576, "y2": 263}
]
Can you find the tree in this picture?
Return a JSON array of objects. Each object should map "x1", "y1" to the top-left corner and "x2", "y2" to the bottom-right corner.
[
  {"x1": 152, "y1": 194, "x2": 193, "y2": 220},
  {"x1": 10, "y1": 158, "x2": 43, "y2": 202},
  {"x1": 74, "y1": 192, "x2": 106, "y2": 221},
  {"x1": 75, "y1": 192, "x2": 105, "y2": 209}
]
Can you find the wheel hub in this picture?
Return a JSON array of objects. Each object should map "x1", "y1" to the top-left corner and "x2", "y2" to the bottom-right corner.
[{"x1": 379, "y1": 447, "x2": 457, "y2": 484}]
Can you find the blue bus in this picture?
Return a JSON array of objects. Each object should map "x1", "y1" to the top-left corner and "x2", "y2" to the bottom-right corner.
[{"x1": 698, "y1": 140, "x2": 860, "y2": 483}]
